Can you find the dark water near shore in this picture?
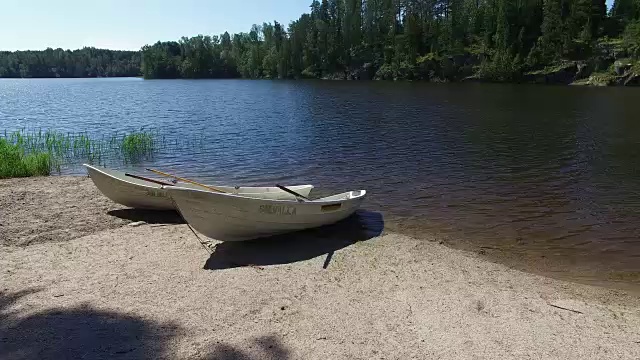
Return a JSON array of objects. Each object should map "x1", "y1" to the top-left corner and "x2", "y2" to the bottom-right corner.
[{"x1": 1, "y1": 78, "x2": 639, "y2": 289}]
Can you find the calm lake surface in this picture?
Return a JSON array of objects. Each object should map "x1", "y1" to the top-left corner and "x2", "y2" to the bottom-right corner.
[{"x1": 1, "y1": 78, "x2": 639, "y2": 289}]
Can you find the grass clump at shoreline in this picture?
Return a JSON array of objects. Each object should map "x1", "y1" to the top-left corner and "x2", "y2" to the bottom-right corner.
[
  {"x1": 120, "y1": 132, "x2": 155, "y2": 161},
  {"x1": 4, "y1": 129, "x2": 162, "y2": 162},
  {"x1": 6, "y1": 129, "x2": 98, "y2": 160},
  {"x1": 0, "y1": 129, "x2": 179, "y2": 179},
  {"x1": 0, "y1": 138, "x2": 57, "y2": 178}
]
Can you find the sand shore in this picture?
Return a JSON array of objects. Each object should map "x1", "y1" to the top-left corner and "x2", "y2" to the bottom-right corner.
[{"x1": 1, "y1": 176, "x2": 639, "y2": 359}]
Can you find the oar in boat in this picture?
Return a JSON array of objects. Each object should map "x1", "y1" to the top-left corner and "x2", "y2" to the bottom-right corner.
[
  {"x1": 276, "y1": 184, "x2": 310, "y2": 202},
  {"x1": 145, "y1": 168, "x2": 226, "y2": 193},
  {"x1": 125, "y1": 173, "x2": 174, "y2": 187}
]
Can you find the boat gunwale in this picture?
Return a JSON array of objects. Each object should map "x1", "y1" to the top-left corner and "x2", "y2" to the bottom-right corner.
[
  {"x1": 167, "y1": 186, "x2": 367, "y2": 205},
  {"x1": 84, "y1": 163, "x2": 164, "y2": 189},
  {"x1": 83, "y1": 164, "x2": 315, "y2": 194}
]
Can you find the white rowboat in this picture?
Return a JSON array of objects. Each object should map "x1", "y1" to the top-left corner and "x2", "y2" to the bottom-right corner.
[
  {"x1": 84, "y1": 164, "x2": 314, "y2": 210},
  {"x1": 167, "y1": 186, "x2": 367, "y2": 241}
]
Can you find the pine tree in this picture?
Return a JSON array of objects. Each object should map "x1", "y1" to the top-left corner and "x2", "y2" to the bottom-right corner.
[
  {"x1": 612, "y1": 0, "x2": 640, "y2": 25},
  {"x1": 540, "y1": 0, "x2": 564, "y2": 60}
]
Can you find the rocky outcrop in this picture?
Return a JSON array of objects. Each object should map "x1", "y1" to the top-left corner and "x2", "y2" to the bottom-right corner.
[
  {"x1": 613, "y1": 60, "x2": 634, "y2": 75},
  {"x1": 461, "y1": 74, "x2": 483, "y2": 82},
  {"x1": 523, "y1": 57, "x2": 639, "y2": 86},
  {"x1": 318, "y1": 63, "x2": 378, "y2": 80},
  {"x1": 322, "y1": 72, "x2": 348, "y2": 80},
  {"x1": 315, "y1": 48, "x2": 637, "y2": 86},
  {"x1": 350, "y1": 63, "x2": 376, "y2": 80},
  {"x1": 575, "y1": 74, "x2": 616, "y2": 86},
  {"x1": 619, "y1": 71, "x2": 640, "y2": 86},
  {"x1": 523, "y1": 62, "x2": 581, "y2": 84},
  {"x1": 570, "y1": 69, "x2": 639, "y2": 86},
  {"x1": 575, "y1": 62, "x2": 592, "y2": 79}
]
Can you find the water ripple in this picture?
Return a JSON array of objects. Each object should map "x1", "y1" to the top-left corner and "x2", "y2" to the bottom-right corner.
[{"x1": 1, "y1": 79, "x2": 639, "y2": 284}]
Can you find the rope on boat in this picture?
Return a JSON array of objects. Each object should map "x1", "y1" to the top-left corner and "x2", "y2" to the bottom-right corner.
[
  {"x1": 187, "y1": 222, "x2": 215, "y2": 255},
  {"x1": 170, "y1": 192, "x2": 214, "y2": 255}
]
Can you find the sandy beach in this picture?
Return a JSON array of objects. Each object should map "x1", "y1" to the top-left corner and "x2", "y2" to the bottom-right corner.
[{"x1": 1, "y1": 176, "x2": 639, "y2": 359}]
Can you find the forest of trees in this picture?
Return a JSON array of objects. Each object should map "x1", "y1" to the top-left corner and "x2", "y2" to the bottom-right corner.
[
  {"x1": 0, "y1": 48, "x2": 140, "y2": 78},
  {"x1": 141, "y1": 0, "x2": 640, "y2": 82},
  {"x1": 2, "y1": 0, "x2": 639, "y2": 82}
]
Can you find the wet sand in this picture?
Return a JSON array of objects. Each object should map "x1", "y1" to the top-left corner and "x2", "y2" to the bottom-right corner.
[{"x1": 1, "y1": 176, "x2": 639, "y2": 359}]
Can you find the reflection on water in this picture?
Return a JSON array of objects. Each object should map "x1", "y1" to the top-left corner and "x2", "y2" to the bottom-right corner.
[{"x1": 1, "y1": 78, "x2": 639, "y2": 289}]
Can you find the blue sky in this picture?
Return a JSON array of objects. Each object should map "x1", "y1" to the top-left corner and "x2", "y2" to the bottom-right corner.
[
  {"x1": 0, "y1": 0, "x2": 617, "y2": 51},
  {"x1": 0, "y1": 0, "x2": 311, "y2": 51}
]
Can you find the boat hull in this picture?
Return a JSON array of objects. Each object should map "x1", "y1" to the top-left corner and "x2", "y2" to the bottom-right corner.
[
  {"x1": 84, "y1": 164, "x2": 314, "y2": 210},
  {"x1": 167, "y1": 187, "x2": 367, "y2": 241}
]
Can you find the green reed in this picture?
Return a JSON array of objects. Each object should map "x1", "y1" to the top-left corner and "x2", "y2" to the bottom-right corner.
[
  {"x1": 0, "y1": 138, "x2": 57, "y2": 178},
  {"x1": 121, "y1": 132, "x2": 155, "y2": 162},
  {"x1": 0, "y1": 128, "x2": 173, "y2": 178}
]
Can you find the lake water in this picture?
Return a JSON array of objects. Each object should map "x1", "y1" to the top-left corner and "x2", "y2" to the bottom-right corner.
[{"x1": 1, "y1": 78, "x2": 639, "y2": 290}]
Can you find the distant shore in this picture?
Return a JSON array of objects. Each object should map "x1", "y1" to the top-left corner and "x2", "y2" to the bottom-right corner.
[
  {"x1": 1, "y1": 176, "x2": 639, "y2": 359},
  {"x1": 3, "y1": 73, "x2": 638, "y2": 86}
]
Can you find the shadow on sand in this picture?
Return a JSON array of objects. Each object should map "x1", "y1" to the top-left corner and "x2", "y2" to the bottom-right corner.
[
  {"x1": 203, "y1": 210, "x2": 384, "y2": 270},
  {"x1": 0, "y1": 290, "x2": 292, "y2": 360},
  {"x1": 201, "y1": 335, "x2": 291, "y2": 360},
  {"x1": 0, "y1": 288, "x2": 180, "y2": 360},
  {"x1": 107, "y1": 209, "x2": 184, "y2": 224}
]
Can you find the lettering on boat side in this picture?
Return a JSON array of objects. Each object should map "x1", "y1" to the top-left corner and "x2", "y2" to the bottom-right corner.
[{"x1": 259, "y1": 204, "x2": 297, "y2": 216}]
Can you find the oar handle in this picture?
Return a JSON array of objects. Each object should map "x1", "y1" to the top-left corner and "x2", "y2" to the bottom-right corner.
[
  {"x1": 145, "y1": 168, "x2": 226, "y2": 193},
  {"x1": 276, "y1": 184, "x2": 310, "y2": 201},
  {"x1": 125, "y1": 173, "x2": 174, "y2": 186}
]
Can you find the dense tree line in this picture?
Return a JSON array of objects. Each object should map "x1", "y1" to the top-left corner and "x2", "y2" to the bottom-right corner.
[
  {"x1": 3, "y1": 1, "x2": 638, "y2": 81},
  {"x1": 142, "y1": 0, "x2": 640, "y2": 81},
  {"x1": 0, "y1": 48, "x2": 141, "y2": 78}
]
